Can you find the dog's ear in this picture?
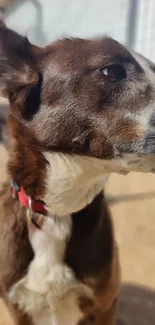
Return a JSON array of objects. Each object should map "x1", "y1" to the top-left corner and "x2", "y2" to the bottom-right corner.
[{"x1": 0, "y1": 26, "x2": 39, "y2": 97}]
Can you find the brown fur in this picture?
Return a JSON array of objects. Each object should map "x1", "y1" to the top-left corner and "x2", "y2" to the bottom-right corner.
[
  {"x1": 0, "y1": 182, "x2": 119, "y2": 324},
  {"x1": 0, "y1": 25, "x2": 155, "y2": 325}
]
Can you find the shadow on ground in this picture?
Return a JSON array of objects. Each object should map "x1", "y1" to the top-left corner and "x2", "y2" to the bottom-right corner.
[
  {"x1": 117, "y1": 284, "x2": 155, "y2": 325},
  {"x1": 107, "y1": 192, "x2": 155, "y2": 205}
]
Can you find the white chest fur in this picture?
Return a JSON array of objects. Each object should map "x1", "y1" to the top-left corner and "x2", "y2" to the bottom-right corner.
[
  {"x1": 8, "y1": 214, "x2": 92, "y2": 325},
  {"x1": 43, "y1": 152, "x2": 109, "y2": 216}
]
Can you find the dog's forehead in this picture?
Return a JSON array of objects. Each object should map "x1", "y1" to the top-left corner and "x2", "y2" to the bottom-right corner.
[{"x1": 42, "y1": 37, "x2": 134, "y2": 72}]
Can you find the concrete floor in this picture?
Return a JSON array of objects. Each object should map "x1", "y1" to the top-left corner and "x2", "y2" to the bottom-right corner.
[{"x1": 0, "y1": 145, "x2": 155, "y2": 325}]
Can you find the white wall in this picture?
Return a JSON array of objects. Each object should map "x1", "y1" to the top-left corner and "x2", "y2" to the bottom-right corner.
[
  {"x1": 5, "y1": 0, "x2": 130, "y2": 46},
  {"x1": 134, "y1": 0, "x2": 155, "y2": 61},
  {"x1": 5, "y1": 1, "x2": 155, "y2": 62}
]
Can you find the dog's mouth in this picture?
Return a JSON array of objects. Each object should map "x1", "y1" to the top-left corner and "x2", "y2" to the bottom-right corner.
[
  {"x1": 144, "y1": 131, "x2": 155, "y2": 155},
  {"x1": 112, "y1": 153, "x2": 155, "y2": 174},
  {"x1": 143, "y1": 113, "x2": 155, "y2": 155},
  {"x1": 111, "y1": 137, "x2": 155, "y2": 173}
]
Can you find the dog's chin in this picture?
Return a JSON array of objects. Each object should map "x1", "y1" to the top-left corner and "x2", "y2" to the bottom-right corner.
[
  {"x1": 111, "y1": 152, "x2": 155, "y2": 174},
  {"x1": 144, "y1": 131, "x2": 155, "y2": 155}
]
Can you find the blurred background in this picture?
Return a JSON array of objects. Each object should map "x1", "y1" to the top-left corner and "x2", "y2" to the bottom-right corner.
[{"x1": 0, "y1": 0, "x2": 155, "y2": 324}]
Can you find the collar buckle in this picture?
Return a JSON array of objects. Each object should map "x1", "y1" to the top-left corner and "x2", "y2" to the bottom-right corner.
[{"x1": 11, "y1": 180, "x2": 48, "y2": 216}]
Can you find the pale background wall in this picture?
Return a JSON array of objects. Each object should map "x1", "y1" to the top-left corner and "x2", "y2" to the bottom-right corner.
[
  {"x1": 5, "y1": 0, "x2": 155, "y2": 60},
  {"x1": 1, "y1": 1, "x2": 155, "y2": 324},
  {"x1": 5, "y1": 0, "x2": 130, "y2": 45}
]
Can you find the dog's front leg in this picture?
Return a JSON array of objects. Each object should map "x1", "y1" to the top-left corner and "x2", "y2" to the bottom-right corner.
[
  {"x1": 8, "y1": 213, "x2": 77, "y2": 315},
  {"x1": 101, "y1": 300, "x2": 117, "y2": 325}
]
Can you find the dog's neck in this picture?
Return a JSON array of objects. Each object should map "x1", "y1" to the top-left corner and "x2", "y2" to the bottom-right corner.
[
  {"x1": 7, "y1": 117, "x2": 108, "y2": 216},
  {"x1": 43, "y1": 152, "x2": 108, "y2": 216},
  {"x1": 8, "y1": 114, "x2": 155, "y2": 217}
]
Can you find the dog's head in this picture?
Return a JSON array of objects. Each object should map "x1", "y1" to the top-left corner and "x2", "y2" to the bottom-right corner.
[{"x1": 1, "y1": 27, "x2": 155, "y2": 173}]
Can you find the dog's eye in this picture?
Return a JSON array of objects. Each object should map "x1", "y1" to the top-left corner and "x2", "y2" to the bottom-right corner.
[{"x1": 99, "y1": 64, "x2": 125, "y2": 79}]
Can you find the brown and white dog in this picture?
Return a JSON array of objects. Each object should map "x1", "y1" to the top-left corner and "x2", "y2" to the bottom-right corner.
[{"x1": 0, "y1": 26, "x2": 155, "y2": 325}]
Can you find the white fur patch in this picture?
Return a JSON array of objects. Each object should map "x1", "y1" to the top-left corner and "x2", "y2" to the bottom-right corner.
[
  {"x1": 43, "y1": 152, "x2": 109, "y2": 216},
  {"x1": 43, "y1": 151, "x2": 155, "y2": 217},
  {"x1": 9, "y1": 215, "x2": 92, "y2": 325}
]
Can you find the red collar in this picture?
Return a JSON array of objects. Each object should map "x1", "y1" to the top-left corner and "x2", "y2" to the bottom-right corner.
[{"x1": 11, "y1": 181, "x2": 48, "y2": 215}]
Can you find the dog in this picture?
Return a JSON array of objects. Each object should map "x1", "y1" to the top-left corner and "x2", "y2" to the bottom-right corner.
[{"x1": 0, "y1": 25, "x2": 155, "y2": 325}]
